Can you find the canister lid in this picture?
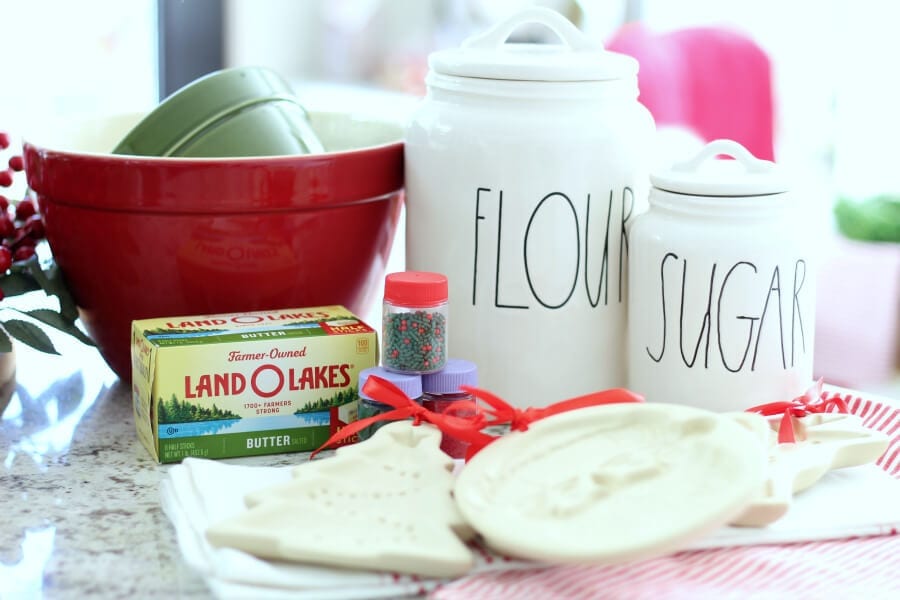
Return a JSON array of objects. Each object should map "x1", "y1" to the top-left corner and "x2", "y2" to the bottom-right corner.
[
  {"x1": 651, "y1": 139, "x2": 790, "y2": 197},
  {"x1": 428, "y1": 7, "x2": 637, "y2": 82}
]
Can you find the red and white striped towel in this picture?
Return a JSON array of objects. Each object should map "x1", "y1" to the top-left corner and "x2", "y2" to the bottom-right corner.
[{"x1": 436, "y1": 391, "x2": 900, "y2": 600}]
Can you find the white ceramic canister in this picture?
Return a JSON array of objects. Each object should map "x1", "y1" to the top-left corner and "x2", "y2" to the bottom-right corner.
[
  {"x1": 405, "y1": 8, "x2": 655, "y2": 407},
  {"x1": 627, "y1": 140, "x2": 816, "y2": 412}
]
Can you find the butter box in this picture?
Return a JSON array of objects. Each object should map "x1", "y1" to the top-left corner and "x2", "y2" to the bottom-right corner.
[{"x1": 131, "y1": 306, "x2": 377, "y2": 463}]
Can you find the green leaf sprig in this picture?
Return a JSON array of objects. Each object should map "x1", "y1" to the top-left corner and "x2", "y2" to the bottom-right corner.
[
  {"x1": 1, "y1": 129, "x2": 93, "y2": 355},
  {"x1": 0, "y1": 254, "x2": 93, "y2": 354}
]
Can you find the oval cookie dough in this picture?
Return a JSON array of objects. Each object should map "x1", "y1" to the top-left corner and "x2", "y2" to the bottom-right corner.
[{"x1": 454, "y1": 403, "x2": 767, "y2": 564}]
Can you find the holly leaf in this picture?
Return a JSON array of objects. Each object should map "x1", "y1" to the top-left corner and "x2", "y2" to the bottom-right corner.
[
  {"x1": 1, "y1": 247, "x2": 88, "y2": 353},
  {"x1": 0, "y1": 271, "x2": 41, "y2": 297},
  {"x1": 25, "y1": 309, "x2": 94, "y2": 346},
  {"x1": 17, "y1": 254, "x2": 50, "y2": 291},
  {"x1": 3, "y1": 319, "x2": 59, "y2": 354},
  {"x1": 0, "y1": 327, "x2": 11, "y2": 353},
  {"x1": 42, "y1": 261, "x2": 79, "y2": 321}
]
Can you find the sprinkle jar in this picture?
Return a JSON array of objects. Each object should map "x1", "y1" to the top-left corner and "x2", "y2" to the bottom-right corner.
[
  {"x1": 382, "y1": 271, "x2": 449, "y2": 374},
  {"x1": 356, "y1": 367, "x2": 423, "y2": 441},
  {"x1": 422, "y1": 359, "x2": 478, "y2": 459}
]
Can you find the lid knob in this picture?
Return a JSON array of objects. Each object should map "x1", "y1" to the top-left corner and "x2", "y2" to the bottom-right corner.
[
  {"x1": 461, "y1": 6, "x2": 601, "y2": 52},
  {"x1": 672, "y1": 139, "x2": 775, "y2": 176},
  {"x1": 427, "y1": 7, "x2": 637, "y2": 82},
  {"x1": 651, "y1": 139, "x2": 789, "y2": 197}
]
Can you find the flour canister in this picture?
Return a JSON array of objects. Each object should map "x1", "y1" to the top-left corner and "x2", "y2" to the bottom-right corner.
[
  {"x1": 627, "y1": 140, "x2": 816, "y2": 412},
  {"x1": 405, "y1": 8, "x2": 655, "y2": 407}
]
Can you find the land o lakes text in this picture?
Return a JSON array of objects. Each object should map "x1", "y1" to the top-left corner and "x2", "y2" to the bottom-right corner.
[{"x1": 184, "y1": 363, "x2": 352, "y2": 399}]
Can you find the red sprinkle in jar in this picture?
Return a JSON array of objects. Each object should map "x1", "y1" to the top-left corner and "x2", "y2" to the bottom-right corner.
[
  {"x1": 422, "y1": 358, "x2": 478, "y2": 458},
  {"x1": 382, "y1": 271, "x2": 449, "y2": 374}
]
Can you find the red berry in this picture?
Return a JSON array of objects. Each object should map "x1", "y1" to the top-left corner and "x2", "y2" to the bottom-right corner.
[
  {"x1": 0, "y1": 195, "x2": 7, "y2": 211},
  {"x1": 0, "y1": 170, "x2": 12, "y2": 187},
  {"x1": 13, "y1": 245, "x2": 34, "y2": 262},
  {"x1": 8, "y1": 156, "x2": 23, "y2": 172},
  {"x1": 0, "y1": 215, "x2": 14, "y2": 238},
  {"x1": 23, "y1": 215, "x2": 44, "y2": 239},
  {"x1": 0, "y1": 132, "x2": 9, "y2": 149},
  {"x1": 15, "y1": 200, "x2": 36, "y2": 221},
  {"x1": 0, "y1": 246, "x2": 11, "y2": 271},
  {"x1": 13, "y1": 235, "x2": 35, "y2": 249}
]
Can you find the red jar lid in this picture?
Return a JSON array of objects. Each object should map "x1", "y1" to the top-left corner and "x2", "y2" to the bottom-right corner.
[{"x1": 384, "y1": 271, "x2": 448, "y2": 307}]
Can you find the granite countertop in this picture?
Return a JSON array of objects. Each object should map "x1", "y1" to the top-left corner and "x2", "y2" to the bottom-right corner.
[
  {"x1": 3, "y1": 330, "x2": 898, "y2": 599},
  {"x1": 0, "y1": 337, "x2": 306, "y2": 599}
]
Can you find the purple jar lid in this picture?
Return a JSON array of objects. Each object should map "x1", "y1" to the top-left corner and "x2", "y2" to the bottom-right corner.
[
  {"x1": 358, "y1": 366, "x2": 422, "y2": 402},
  {"x1": 421, "y1": 359, "x2": 478, "y2": 394}
]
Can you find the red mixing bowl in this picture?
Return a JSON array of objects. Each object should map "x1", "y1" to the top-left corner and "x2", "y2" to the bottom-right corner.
[{"x1": 23, "y1": 112, "x2": 403, "y2": 380}]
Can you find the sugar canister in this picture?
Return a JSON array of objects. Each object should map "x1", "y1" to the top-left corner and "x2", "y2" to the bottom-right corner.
[
  {"x1": 627, "y1": 139, "x2": 816, "y2": 412},
  {"x1": 405, "y1": 7, "x2": 655, "y2": 407}
]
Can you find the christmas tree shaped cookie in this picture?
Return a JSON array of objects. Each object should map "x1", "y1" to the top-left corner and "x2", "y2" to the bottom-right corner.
[{"x1": 205, "y1": 422, "x2": 475, "y2": 578}]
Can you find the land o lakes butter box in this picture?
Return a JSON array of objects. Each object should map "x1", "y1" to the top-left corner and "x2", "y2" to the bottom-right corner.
[{"x1": 131, "y1": 306, "x2": 377, "y2": 463}]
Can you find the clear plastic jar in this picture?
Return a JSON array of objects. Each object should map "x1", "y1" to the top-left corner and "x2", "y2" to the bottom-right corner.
[
  {"x1": 356, "y1": 367, "x2": 423, "y2": 442},
  {"x1": 421, "y1": 358, "x2": 478, "y2": 459},
  {"x1": 382, "y1": 271, "x2": 448, "y2": 374}
]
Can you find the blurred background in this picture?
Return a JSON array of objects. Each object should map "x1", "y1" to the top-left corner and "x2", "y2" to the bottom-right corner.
[{"x1": 0, "y1": 0, "x2": 897, "y2": 396}]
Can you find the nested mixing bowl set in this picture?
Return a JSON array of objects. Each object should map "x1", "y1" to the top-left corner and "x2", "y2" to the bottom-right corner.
[{"x1": 24, "y1": 69, "x2": 403, "y2": 379}]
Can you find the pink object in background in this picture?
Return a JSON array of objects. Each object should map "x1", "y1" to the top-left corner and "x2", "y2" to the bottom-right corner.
[
  {"x1": 814, "y1": 235, "x2": 900, "y2": 386},
  {"x1": 608, "y1": 23, "x2": 775, "y2": 161}
]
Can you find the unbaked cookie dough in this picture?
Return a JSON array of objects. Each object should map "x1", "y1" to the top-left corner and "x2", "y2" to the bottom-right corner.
[
  {"x1": 454, "y1": 402, "x2": 767, "y2": 564},
  {"x1": 731, "y1": 412, "x2": 890, "y2": 527},
  {"x1": 206, "y1": 422, "x2": 475, "y2": 578}
]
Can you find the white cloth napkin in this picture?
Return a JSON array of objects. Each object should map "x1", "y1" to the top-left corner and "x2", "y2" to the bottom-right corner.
[
  {"x1": 691, "y1": 464, "x2": 900, "y2": 548},
  {"x1": 161, "y1": 457, "x2": 900, "y2": 599},
  {"x1": 160, "y1": 458, "x2": 533, "y2": 599}
]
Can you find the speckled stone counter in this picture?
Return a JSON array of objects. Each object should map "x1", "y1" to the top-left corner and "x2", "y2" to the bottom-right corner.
[
  {"x1": 0, "y1": 339, "x2": 310, "y2": 599},
  {"x1": 5, "y1": 333, "x2": 897, "y2": 600}
]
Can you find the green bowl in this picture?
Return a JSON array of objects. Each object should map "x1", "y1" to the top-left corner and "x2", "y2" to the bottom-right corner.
[{"x1": 112, "y1": 66, "x2": 323, "y2": 157}]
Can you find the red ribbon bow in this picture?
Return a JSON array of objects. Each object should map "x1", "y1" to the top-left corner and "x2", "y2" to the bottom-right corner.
[
  {"x1": 457, "y1": 385, "x2": 644, "y2": 459},
  {"x1": 745, "y1": 379, "x2": 848, "y2": 443},
  {"x1": 309, "y1": 375, "x2": 490, "y2": 459},
  {"x1": 311, "y1": 376, "x2": 645, "y2": 461}
]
